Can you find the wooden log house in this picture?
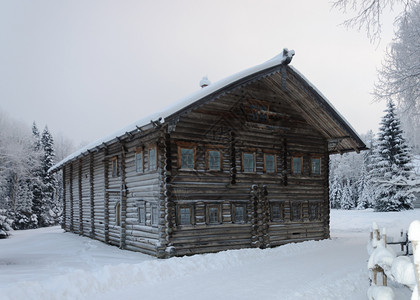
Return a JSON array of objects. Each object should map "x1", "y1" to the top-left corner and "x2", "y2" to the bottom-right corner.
[{"x1": 50, "y1": 49, "x2": 366, "y2": 258}]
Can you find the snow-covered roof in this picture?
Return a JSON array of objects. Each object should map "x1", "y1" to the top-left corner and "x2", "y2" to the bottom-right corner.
[{"x1": 50, "y1": 48, "x2": 363, "y2": 172}]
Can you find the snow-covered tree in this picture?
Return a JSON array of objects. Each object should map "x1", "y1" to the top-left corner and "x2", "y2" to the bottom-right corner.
[
  {"x1": 374, "y1": 2, "x2": 420, "y2": 153},
  {"x1": 341, "y1": 179, "x2": 355, "y2": 210},
  {"x1": 369, "y1": 100, "x2": 415, "y2": 211},
  {"x1": 330, "y1": 176, "x2": 343, "y2": 209},
  {"x1": 39, "y1": 126, "x2": 59, "y2": 226}
]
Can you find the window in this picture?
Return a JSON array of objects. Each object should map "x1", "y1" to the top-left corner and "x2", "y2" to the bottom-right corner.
[
  {"x1": 309, "y1": 202, "x2": 321, "y2": 221},
  {"x1": 264, "y1": 154, "x2": 276, "y2": 173},
  {"x1": 115, "y1": 202, "x2": 121, "y2": 226},
  {"x1": 311, "y1": 158, "x2": 321, "y2": 176},
  {"x1": 151, "y1": 205, "x2": 158, "y2": 226},
  {"x1": 207, "y1": 205, "x2": 221, "y2": 224},
  {"x1": 243, "y1": 153, "x2": 255, "y2": 173},
  {"x1": 271, "y1": 202, "x2": 284, "y2": 222},
  {"x1": 178, "y1": 206, "x2": 193, "y2": 225},
  {"x1": 149, "y1": 148, "x2": 157, "y2": 171},
  {"x1": 138, "y1": 203, "x2": 146, "y2": 224},
  {"x1": 292, "y1": 157, "x2": 302, "y2": 175},
  {"x1": 180, "y1": 148, "x2": 194, "y2": 169},
  {"x1": 208, "y1": 150, "x2": 221, "y2": 171},
  {"x1": 291, "y1": 202, "x2": 302, "y2": 222},
  {"x1": 232, "y1": 204, "x2": 246, "y2": 223},
  {"x1": 111, "y1": 157, "x2": 119, "y2": 177},
  {"x1": 135, "y1": 150, "x2": 143, "y2": 173}
]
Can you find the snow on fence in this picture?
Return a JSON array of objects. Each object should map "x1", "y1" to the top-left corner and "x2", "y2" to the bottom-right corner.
[{"x1": 367, "y1": 221, "x2": 420, "y2": 300}]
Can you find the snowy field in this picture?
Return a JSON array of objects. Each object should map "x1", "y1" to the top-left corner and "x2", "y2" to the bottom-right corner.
[{"x1": 1, "y1": 209, "x2": 419, "y2": 300}]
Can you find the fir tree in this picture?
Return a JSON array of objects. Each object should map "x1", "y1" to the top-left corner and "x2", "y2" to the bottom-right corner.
[
  {"x1": 40, "y1": 126, "x2": 58, "y2": 226},
  {"x1": 329, "y1": 177, "x2": 342, "y2": 209},
  {"x1": 370, "y1": 101, "x2": 415, "y2": 211},
  {"x1": 340, "y1": 179, "x2": 354, "y2": 210},
  {"x1": 30, "y1": 122, "x2": 43, "y2": 224}
]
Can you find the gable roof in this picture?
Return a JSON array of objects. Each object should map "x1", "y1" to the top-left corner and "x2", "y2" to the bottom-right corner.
[{"x1": 50, "y1": 49, "x2": 366, "y2": 172}]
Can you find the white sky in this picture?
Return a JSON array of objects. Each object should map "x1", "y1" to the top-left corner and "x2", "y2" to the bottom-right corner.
[{"x1": 0, "y1": 0, "x2": 398, "y2": 147}]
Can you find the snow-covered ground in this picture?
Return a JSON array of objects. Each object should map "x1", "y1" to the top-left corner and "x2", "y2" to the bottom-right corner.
[{"x1": 1, "y1": 209, "x2": 419, "y2": 300}]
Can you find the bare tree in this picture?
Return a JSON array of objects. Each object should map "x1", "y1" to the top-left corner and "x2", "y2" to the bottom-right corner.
[{"x1": 332, "y1": 0, "x2": 416, "y2": 43}]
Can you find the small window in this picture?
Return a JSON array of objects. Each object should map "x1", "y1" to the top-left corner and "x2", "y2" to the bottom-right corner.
[
  {"x1": 271, "y1": 202, "x2": 284, "y2": 222},
  {"x1": 311, "y1": 158, "x2": 321, "y2": 176},
  {"x1": 149, "y1": 148, "x2": 157, "y2": 171},
  {"x1": 291, "y1": 202, "x2": 302, "y2": 222},
  {"x1": 243, "y1": 153, "x2": 255, "y2": 173},
  {"x1": 292, "y1": 157, "x2": 302, "y2": 175},
  {"x1": 136, "y1": 150, "x2": 143, "y2": 173},
  {"x1": 264, "y1": 154, "x2": 276, "y2": 173},
  {"x1": 181, "y1": 148, "x2": 194, "y2": 169},
  {"x1": 138, "y1": 203, "x2": 146, "y2": 224},
  {"x1": 111, "y1": 157, "x2": 119, "y2": 177},
  {"x1": 207, "y1": 205, "x2": 221, "y2": 224},
  {"x1": 151, "y1": 205, "x2": 158, "y2": 226},
  {"x1": 232, "y1": 204, "x2": 246, "y2": 223},
  {"x1": 115, "y1": 202, "x2": 121, "y2": 226},
  {"x1": 178, "y1": 206, "x2": 193, "y2": 225},
  {"x1": 208, "y1": 150, "x2": 221, "y2": 171},
  {"x1": 309, "y1": 202, "x2": 321, "y2": 221}
]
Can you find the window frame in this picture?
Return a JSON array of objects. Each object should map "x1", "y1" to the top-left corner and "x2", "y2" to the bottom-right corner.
[
  {"x1": 242, "y1": 152, "x2": 256, "y2": 173},
  {"x1": 135, "y1": 148, "x2": 144, "y2": 173},
  {"x1": 206, "y1": 204, "x2": 222, "y2": 225},
  {"x1": 207, "y1": 149, "x2": 222, "y2": 171},
  {"x1": 290, "y1": 201, "x2": 303, "y2": 222},
  {"x1": 271, "y1": 202, "x2": 284, "y2": 222},
  {"x1": 177, "y1": 205, "x2": 195, "y2": 226},
  {"x1": 115, "y1": 201, "x2": 121, "y2": 226},
  {"x1": 264, "y1": 153, "x2": 277, "y2": 174},
  {"x1": 148, "y1": 146, "x2": 157, "y2": 171},
  {"x1": 232, "y1": 203, "x2": 247, "y2": 224},
  {"x1": 309, "y1": 201, "x2": 322, "y2": 221},
  {"x1": 111, "y1": 156, "x2": 119, "y2": 178},
  {"x1": 151, "y1": 205, "x2": 158, "y2": 226},
  {"x1": 138, "y1": 202, "x2": 146, "y2": 224},
  {"x1": 311, "y1": 157, "x2": 321, "y2": 176},
  {"x1": 177, "y1": 142, "x2": 196, "y2": 170},
  {"x1": 291, "y1": 156, "x2": 303, "y2": 175}
]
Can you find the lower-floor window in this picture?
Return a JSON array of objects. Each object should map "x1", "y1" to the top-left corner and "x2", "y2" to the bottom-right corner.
[
  {"x1": 207, "y1": 205, "x2": 221, "y2": 224},
  {"x1": 138, "y1": 203, "x2": 146, "y2": 224},
  {"x1": 291, "y1": 202, "x2": 303, "y2": 222},
  {"x1": 271, "y1": 202, "x2": 284, "y2": 222},
  {"x1": 115, "y1": 202, "x2": 121, "y2": 226},
  {"x1": 179, "y1": 206, "x2": 193, "y2": 225},
  {"x1": 309, "y1": 202, "x2": 322, "y2": 221},
  {"x1": 151, "y1": 205, "x2": 158, "y2": 226},
  {"x1": 232, "y1": 204, "x2": 246, "y2": 223}
]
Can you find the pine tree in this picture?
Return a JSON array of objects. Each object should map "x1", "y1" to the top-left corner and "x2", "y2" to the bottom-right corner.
[
  {"x1": 40, "y1": 126, "x2": 58, "y2": 226},
  {"x1": 341, "y1": 179, "x2": 354, "y2": 210},
  {"x1": 329, "y1": 176, "x2": 342, "y2": 209},
  {"x1": 30, "y1": 122, "x2": 43, "y2": 224},
  {"x1": 370, "y1": 100, "x2": 415, "y2": 211}
]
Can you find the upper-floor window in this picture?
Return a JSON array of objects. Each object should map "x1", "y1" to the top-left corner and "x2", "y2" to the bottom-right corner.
[
  {"x1": 180, "y1": 148, "x2": 194, "y2": 169},
  {"x1": 111, "y1": 157, "x2": 119, "y2": 177},
  {"x1": 311, "y1": 158, "x2": 321, "y2": 176},
  {"x1": 292, "y1": 157, "x2": 303, "y2": 175},
  {"x1": 208, "y1": 150, "x2": 221, "y2": 171},
  {"x1": 264, "y1": 154, "x2": 276, "y2": 173},
  {"x1": 135, "y1": 150, "x2": 143, "y2": 173},
  {"x1": 243, "y1": 152, "x2": 255, "y2": 173},
  {"x1": 149, "y1": 147, "x2": 157, "y2": 171}
]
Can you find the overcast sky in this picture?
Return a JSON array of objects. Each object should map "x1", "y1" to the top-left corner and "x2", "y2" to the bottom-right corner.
[{"x1": 0, "y1": 0, "x2": 398, "y2": 148}]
